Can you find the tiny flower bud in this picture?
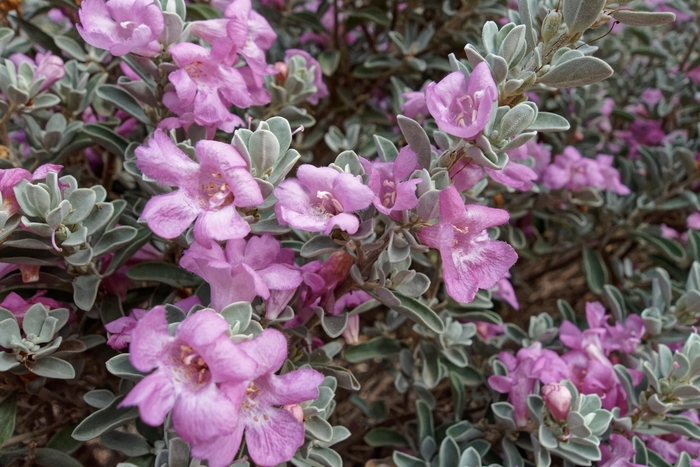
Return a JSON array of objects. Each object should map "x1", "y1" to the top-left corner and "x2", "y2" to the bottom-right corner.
[
  {"x1": 283, "y1": 404, "x2": 304, "y2": 423},
  {"x1": 342, "y1": 314, "x2": 360, "y2": 345},
  {"x1": 19, "y1": 264, "x2": 40, "y2": 283},
  {"x1": 541, "y1": 383, "x2": 572, "y2": 422},
  {"x1": 542, "y1": 11, "x2": 562, "y2": 42},
  {"x1": 274, "y1": 62, "x2": 288, "y2": 84}
]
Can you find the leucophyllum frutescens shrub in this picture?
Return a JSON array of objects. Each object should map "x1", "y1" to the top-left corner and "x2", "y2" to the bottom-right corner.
[{"x1": 0, "y1": 0, "x2": 699, "y2": 466}]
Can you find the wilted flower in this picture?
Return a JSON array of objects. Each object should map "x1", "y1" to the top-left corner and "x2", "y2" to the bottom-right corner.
[
  {"x1": 417, "y1": 186, "x2": 517, "y2": 303},
  {"x1": 425, "y1": 62, "x2": 497, "y2": 140},
  {"x1": 274, "y1": 165, "x2": 374, "y2": 235},
  {"x1": 77, "y1": 0, "x2": 164, "y2": 57},
  {"x1": 135, "y1": 131, "x2": 263, "y2": 245}
]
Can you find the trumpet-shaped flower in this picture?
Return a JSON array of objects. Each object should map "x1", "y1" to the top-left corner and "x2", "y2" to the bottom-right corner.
[
  {"x1": 361, "y1": 147, "x2": 421, "y2": 218},
  {"x1": 135, "y1": 131, "x2": 263, "y2": 245},
  {"x1": 274, "y1": 165, "x2": 374, "y2": 235},
  {"x1": 180, "y1": 234, "x2": 303, "y2": 313},
  {"x1": 162, "y1": 40, "x2": 261, "y2": 135},
  {"x1": 193, "y1": 329, "x2": 324, "y2": 467},
  {"x1": 121, "y1": 308, "x2": 258, "y2": 467},
  {"x1": 425, "y1": 62, "x2": 497, "y2": 140},
  {"x1": 77, "y1": 0, "x2": 164, "y2": 57},
  {"x1": 417, "y1": 186, "x2": 517, "y2": 303}
]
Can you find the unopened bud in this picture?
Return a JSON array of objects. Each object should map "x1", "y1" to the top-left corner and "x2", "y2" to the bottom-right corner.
[
  {"x1": 274, "y1": 62, "x2": 288, "y2": 84},
  {"x1": 342, "y1": 314, "x2": 360, "y2": 345},
  {"x1": 283, "y1": 403, "x2": 304, "y2": 422},
  {"x1": 541, "y1": 383, "x2": 572, "y2": 422},
  {"x1": 20, "y1": 264, "x2": 40, "y2": 283},
  {"x1": 542, "y1": 11, "x2": 562, "y2": 43}
]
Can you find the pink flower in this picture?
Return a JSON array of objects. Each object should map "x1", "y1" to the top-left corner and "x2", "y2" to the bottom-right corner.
[
  {"x1": 492, "y1": 272, "x2": 519, "y2": 310},
  {"x1": 488, "y1": 343, "x2": 570, "y2": 427},
  {"x1": 401, "y1": 90, "x2": 429, "y2": 120},
  {"x1": 135, "y1": 131, "x2": 263, "y2": 245},
  {"x1": 361, "y1": 147, "x2": 421, "y2": 218},
  {"x1": 425, "y1": 62, "x2": 497, "y2": 140},
  {"x1": 541, "y1": 382, "x2": 571, "y2": 421},
  {"x1": 105, "y1": 308, "x2": 148, "y2": 350},
  {"x1": 121, "y1": 308, "x2": 258, "y2": 467},
  {"x1": 274, "y1": 165, "x2": 375, "y2": 235},
  {"x1": 77, "y1": 0, "x2": 164, "y2": 57},
  {"x1": 600, "y1": 434, "x2": 645, "y2": 467},
  {"x1": 417, "y1": 186, "x2": 517, "y2": 303},
  {"x1": 542, "y1": 147, "x2": 630, "y2": 195},
  {"x1": 180, "y1": 234, "x2": 303, "y2": 315},
  {"x1": 688, "y1": 212, "x2": 700, "y2": 231},
  {"x1": 284, "y1": 49, "x2": 329, "y2": 105},
  {"x1": 162, "y1": 41, "x2": 261, "y2": 136},
  {"x1": 9, "y1": 53, "x2": 65, "y2": 92},
  {"x1": 196, "y1": 329, "x2": 324, "y2": 467}
]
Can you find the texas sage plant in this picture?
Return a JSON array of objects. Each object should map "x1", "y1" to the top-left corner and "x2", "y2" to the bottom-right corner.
[{"x1": 0, "y1": 0, "x2": 699, "y2": 466}]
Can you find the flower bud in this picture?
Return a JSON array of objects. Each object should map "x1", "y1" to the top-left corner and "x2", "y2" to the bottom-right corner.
[
  {"x1": 542, "y1": 11, "x2": 562, "y2": 43},
  {"x1": 283, "y1": 404, "x2": 305, "y2": 423},
  {"x1": 541, "y1": 383, "x2": 572, "y2": 421},
  {"x1": 342, "y1": 314, "x2": 360, "y2": 345},
  {"x1": 274, "y1": 62, "x2": 288, "y2": 84}
]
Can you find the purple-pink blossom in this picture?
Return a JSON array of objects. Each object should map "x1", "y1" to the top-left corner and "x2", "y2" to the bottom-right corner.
[
  {"x1": 425, "y1": 62, "x2": 497, "y2": 140},
  {"x1": 416, "y1": 186, "x2": 518, "y2": 304},
  {"x1": 542, "y1": 146, "x2": 630, "y2": 195},
  {"x1": 361, "y1": 147, "x2": 421, "y2": 218},
  {"x1": 77, "y1": 0, "x2": 164, "y2": 57},
  {"x1": 180, "y1": 234, "x2": 303, "y2": 316},
  {"x1": 135, "y1": 131, "x2": 263, "y2": 246},
  {"x1": 541, "y1": 382, "x2": 571, "y2": 422},
  {"x1": 9, "y1": 53, "x2": 65, "y2": 92},
  {"x1": 0, "y1": 291, "x2": 63, "y2": 326},
  {"x1": 161, "y1": 41, "x2": 260, "y2": 136},
  {"x1": 488, "y1": 342, "x2": 570, "y2": 427},
  {"x1": 105, "y1": 308, "x2": 148, "y2": 350},
  {"x1": 193, "y1": 329, "x2": 324, "y2": 467},
  {"x1": 121, "y1": 307, "x2": 258, "y2": 467},
  {"x1": 274, "y1": 165, "x2": 375, "y2": 235},
  {"x1": 600, "y1": 434, "x2": 645, "y2": 467}
]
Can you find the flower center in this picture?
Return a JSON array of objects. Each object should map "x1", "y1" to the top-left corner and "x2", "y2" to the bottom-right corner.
[
  {"x1": 314, "y1": 190, "x2": 343, "y2": 218},
  {"x1": 175, "y1": 345, "x2": 210, "y2": 386},
  {"x1": 120, "y1": 21, "x2": 136, "y2": 30},
  {"x1": 454, "y1": 91, "x2": 485, "y2": 127},
  {"x1": 198, "y1": 173, "x2": 234, "y2": 209},
  {"x1": 184, "y1": 61, "x2": 207, "y2": 80},
  {"x1": 381, "y1": 180, "x2": 397, "y2": 208}
]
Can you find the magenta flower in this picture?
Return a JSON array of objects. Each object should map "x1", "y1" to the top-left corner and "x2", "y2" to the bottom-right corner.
[
  {"x1": 77, "y1": 0, "x2": 164, "y2": 57},
  {"x1": 596, "y1": 155, "x2": 631, "y2": 195},
  {"x1": 600, "y1": 434, "x2": 645, "y2": 467},
  {"x1": 488, "y1": 343, "x2": 570, "y2": 427},
  {"x1": 105, "y1": 308, "x2": 148, "y2": 350},
  {"x1": 425, "y1": 62, "x2": 497, "y2": 140},
  {"x1": 162, "y1": 41, "x2": 256, "y2": 135},
  {"x1": 417, "y1": 186, "x2": 517, "y2": 303},
  {"x1": 121, "y1": 308, "x2": 257, "y2": 467},
  {"x1": 687, "y1": 212, "x2": 700, "y2": 230},
  {"x1": 492, "y1": 272, "x2": 519, "y2": 310},
  {"x1": 135, "y1": 131, "x2": 263, "y2": 245},
  {"x1": 541, "y1": 382, "x2": 571, "y2": 422},
  {"x1": 180, "y1": 234, "x2": 303, "y2": 314},
  {"x1": 401, "y1": 90, "x2": 429, "y2": 121},
  {"x1": 361, "y1": 147, "x2": 421, "y2": 217},
  {"x1": 542, "y1": 146, "x2": 630, "y2": 195},
  {"x1": 284, "y1": 49, "x2": 329, "y2": 105},
  {"x1": 9, "y1": 53, "x2": 65, "y2": 92},
  {"x1": 196, "y1": 329, "x2": 324, "y2": 467},
  {"x1": 224, "y1": 0, "x2": 277, "y2": 86},
  {"x1": 274, "y1": 165, "x2": 375, "y2": 235}
]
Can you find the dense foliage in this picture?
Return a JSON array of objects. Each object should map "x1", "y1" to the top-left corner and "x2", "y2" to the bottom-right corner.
[{"x1": 0, "y1": 0, "x2": 699, "y2": 466}]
